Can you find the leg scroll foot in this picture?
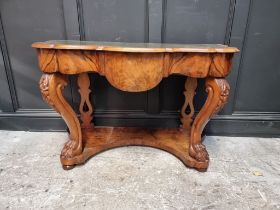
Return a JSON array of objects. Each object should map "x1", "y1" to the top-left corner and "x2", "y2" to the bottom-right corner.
[
  {"x1": 189, "y1": 143, "x2": 209, "y2": 162},
  {"x1": 39, "y1": 73, "x2": 83, "y2": 165},
  {"x1": 61, "y1": 139, "x2": 81, "y2": 159},
  {"x1": 189, "y1": 78, "x2": 230, "y2": 165}
]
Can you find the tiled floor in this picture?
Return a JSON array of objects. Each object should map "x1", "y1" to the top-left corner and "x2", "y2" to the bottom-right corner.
[{"x1": 0, "y1": 130, "x2": 279, "y2": 209}]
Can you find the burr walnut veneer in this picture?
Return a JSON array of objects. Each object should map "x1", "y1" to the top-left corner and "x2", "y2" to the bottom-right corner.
[{"x1": 32, "y1": 41, "x2": 238, "y2": 171}]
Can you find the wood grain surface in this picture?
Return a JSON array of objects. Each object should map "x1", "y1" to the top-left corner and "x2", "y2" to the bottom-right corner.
[{"x1": 35, "y1": 40, "x2": 237, "y2": 172}]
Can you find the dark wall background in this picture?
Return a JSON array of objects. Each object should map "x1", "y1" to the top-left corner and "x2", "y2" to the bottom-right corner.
[{"x1": 0, "y1": 0, "x2": 280, "y2": 136}]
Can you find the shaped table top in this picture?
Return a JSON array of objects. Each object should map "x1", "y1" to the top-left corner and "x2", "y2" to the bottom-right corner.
[{"x1": 32, "y1": 40, "x2": 239, "y2": 53}]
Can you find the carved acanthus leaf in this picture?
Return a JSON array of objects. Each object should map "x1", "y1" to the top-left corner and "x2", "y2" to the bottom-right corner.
[
  {"x1": 214, "y1": 79, "x2": 230, "y2": 114},
  {"x1": 39, "y1": 74, "x2": 67, "y2": 114},
  {"x1": 39, "y1": 74, "x2": 54, "y2": 106}
]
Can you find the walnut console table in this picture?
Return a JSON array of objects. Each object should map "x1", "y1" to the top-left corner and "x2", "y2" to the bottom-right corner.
[{"x1": 32, "y1": 41, "x2": 238, "y2": 172}]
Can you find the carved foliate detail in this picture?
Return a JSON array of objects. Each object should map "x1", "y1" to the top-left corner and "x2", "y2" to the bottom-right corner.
[
  {"x1": 214, "y1": 79, "x2": 230, "y2": 114},
  {"x1": 39, "y1": 74, "x2": 53, "y2": 105},
  {"x1": 180, "y1": 77, "x2": 197, "y2": 130},
  {"x1": 206, "y1": 78, "x2": 230, "y2": 116},
  {"x1": 39, "y1": 74, "x2": 66, "y2": 113}
]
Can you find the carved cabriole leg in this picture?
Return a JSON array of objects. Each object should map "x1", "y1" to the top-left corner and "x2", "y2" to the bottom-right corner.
[
  {"x1": 189, "y1": 78, "x2": 230, "y2": 167},
  {"x1": 77, "y1": 73, "x2": 94, "y2": 129},
  {"x1": 180, "y1": 77, "x2": 197, "y2": 130},
  {"x1": 39, "y1": 73, "x2": 82, "y2": 168}
]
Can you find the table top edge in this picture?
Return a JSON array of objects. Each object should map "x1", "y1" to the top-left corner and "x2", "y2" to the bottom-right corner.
[{"x1": 31, "y1": 41, "x2": 239, "y2": 53}]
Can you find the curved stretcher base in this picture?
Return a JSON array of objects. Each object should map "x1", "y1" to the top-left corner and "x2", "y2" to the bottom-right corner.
[{"x1": 60, "y1": 127, "x2": 209, "y2": 172}]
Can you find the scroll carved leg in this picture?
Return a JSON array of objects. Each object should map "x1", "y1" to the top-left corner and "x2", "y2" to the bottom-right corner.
[
  {"x1": 77, "y1": 73, "x2": 94, "y2": 129},
  {"x1": 180, "y1": 77, "x2": 197, "y2": 130},
  {"x1": 39, "y1": 73, "x2": 82, "y2": 164},
  {"x1": 189, "y1": 78, "x2": 230, "y2": 165}
]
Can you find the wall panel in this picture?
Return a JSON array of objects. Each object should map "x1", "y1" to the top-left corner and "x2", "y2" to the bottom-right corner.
[
  {"x1": 234, "y1": 0, "x2": 280, "y2": 113},
  {"x1": 0, "y1": 0, "x2": 67, "y2": 109},
  {"x1": 0, "y1": 49, "x2": 13, "y2": 111},
  {"x1": 0, "y1": 0, "x2": 279, "y2": 136}
]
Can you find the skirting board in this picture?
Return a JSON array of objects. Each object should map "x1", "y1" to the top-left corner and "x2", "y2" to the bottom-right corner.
[{"x1": 0, "y1": 111, "x2": 279, "y2": 137}]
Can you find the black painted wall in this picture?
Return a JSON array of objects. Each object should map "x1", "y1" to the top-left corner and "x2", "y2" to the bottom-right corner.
[{"x1": 0, "y1": 0, "x2": 279, "y2": 136}]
